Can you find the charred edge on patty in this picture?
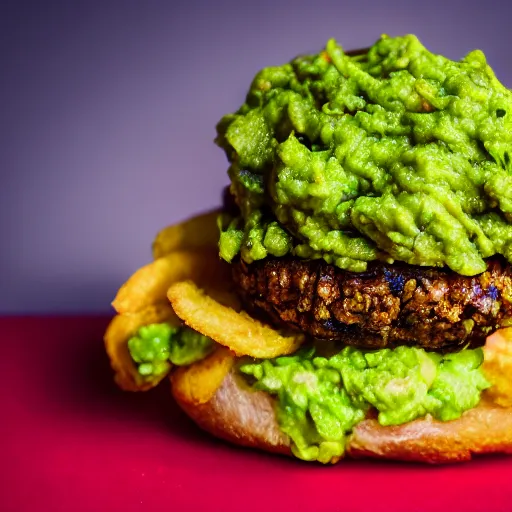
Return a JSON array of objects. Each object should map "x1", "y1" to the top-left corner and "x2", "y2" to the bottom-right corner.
[{"x1": 232, "y1": 257, "x2": 512, "y2": 351}]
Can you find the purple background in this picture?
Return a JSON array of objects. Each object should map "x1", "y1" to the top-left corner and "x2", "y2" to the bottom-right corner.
[{"x1": 2, "y1": 0, "x2": 511, "y2": 313}]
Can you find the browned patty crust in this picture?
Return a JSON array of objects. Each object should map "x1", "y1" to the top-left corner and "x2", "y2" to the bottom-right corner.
[{"x1": 233, "y1": 257, "x2": 512, "y2": 351}]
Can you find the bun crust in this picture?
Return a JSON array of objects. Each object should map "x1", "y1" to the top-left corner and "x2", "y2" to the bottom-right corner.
[
  {"x1": 349, "y1": 398, "x2": 512, "y2": 462},
  {"x1": 173, "y1": 371, "x2": 290, "y2": 456},
  {"x1": 172, "y1": 369, "x2": 512, "y2": 463}
]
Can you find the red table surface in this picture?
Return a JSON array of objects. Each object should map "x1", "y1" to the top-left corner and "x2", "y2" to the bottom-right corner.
[{"x1": 2, "y1": 316, "x2": 512, "y2": 511}]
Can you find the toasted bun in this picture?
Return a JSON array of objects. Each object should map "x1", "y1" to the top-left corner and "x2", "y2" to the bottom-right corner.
[
  {"x1": 172, "y1": 368, "x2": 512, "y2": 463},
  {"x1": 173, "y1": 371, "x2": 290, "y2": 456},
  {"x1": 348, "y1": 399, "x2": 512, "y2": 462}
]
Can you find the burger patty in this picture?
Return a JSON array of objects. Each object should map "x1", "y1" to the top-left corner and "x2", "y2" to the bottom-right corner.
[{"x1": 233, "y1": 257, "x2": 512, "y2": 351}]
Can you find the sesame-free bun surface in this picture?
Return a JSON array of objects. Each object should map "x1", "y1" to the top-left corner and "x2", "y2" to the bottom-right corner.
[{"x1": 172, "y1": 368, "x2": 512, "y2": 463}]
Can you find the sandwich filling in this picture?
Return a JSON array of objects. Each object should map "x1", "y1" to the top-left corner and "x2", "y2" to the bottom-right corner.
[{"x1": 216, "y1": 34, "x2": 512, "y2": 275}]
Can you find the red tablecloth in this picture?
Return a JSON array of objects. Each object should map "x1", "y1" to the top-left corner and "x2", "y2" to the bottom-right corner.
[{"x1": 2, "y1": 316, "x2": 512, "y2": 511}]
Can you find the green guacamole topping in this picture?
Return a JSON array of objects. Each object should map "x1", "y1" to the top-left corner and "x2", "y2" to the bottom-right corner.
[
  {"x1": 216, "y1": 34, "x2": 512, "y2": 275},
  {"x1": 240, "y1": 345, "x2": 490, "y2": 463},
  {"x1": 128, "y1": 323, "x2": 215, "y2": 378}
]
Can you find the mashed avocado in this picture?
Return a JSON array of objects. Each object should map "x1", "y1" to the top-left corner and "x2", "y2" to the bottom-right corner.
[
  {"x1": 240, "y1": 345, "x2": 489, "y2": 463},
  {"x1": 217, "y1": 34, "x2": 512, "y2": 275},
  {"x1": 128, "y1": 323, "x2": 215, "y2": 379}
]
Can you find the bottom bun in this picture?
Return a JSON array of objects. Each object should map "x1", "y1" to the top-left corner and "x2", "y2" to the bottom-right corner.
[
  {"x1": 348, "y1": 398, "x2": 512, "y2": 462},
  {"x1": 174, "y1": 371, "x2": 291, "y2": 456},
  {"x1": 172, "y1": 369, "x2": 512, "y2": 463}
]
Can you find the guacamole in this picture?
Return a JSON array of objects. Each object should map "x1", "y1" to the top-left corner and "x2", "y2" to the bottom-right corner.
[
  {"x1": 128, "y1": 323, "x2": 215, "y2": 379},
  {"x1": 217, "y1": 35, "x2": 512, "y2": 275},
  {"x1": 240, "y1": 345, "x2": 490, "y2": 463}
]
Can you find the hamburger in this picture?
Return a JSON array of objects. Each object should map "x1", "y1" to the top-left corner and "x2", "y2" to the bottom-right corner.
[{"x1": 105, "y1": 34, "x2": 512, "y2": 463}]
